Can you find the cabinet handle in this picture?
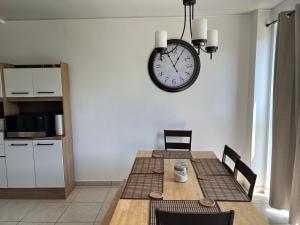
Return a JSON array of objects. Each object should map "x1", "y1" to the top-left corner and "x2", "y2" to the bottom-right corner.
[
  {"x1": 10, "y1": 144, "x2": 28, "y2": 146},
  {"x1": 37, "y1": 91, "x2": 55, "y2": 94},
  {"x1": 11, "y1": 92, "x2": 29, "y2": 95},
  {"x1": 0, "y1": 156, "x2": 5, "y2": 158},
  {"x1": 37, "y1": 143, "x2": 54, "y2": 146}
]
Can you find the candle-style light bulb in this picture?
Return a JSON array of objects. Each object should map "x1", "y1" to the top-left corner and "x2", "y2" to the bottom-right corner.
[
  {"x1": 206, "y1": 29, "x2": 218, "y2": 47},
  {"x1": 155, "y1": 31, "x2": 167, "y2": 50},
  {"x1": 192, "y1": 18, "x2": 207, "y2": 41}
]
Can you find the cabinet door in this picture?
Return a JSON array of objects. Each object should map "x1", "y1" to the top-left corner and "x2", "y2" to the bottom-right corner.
[
  {"x1": 0, "y1": 158, "x2": 7, "y2": 188},
  {"x1": 33, "y1": 68, "x2": 62, "y2": 97},
  {"x1": 4, "y1": 69, "x2": 34, "y2": 97},
  {"x1": 33, "y1": 140, "x2": 64, "y2": 187},
  {"x1": 5, "y1": 140, "x2": 35, "y2": 188}
]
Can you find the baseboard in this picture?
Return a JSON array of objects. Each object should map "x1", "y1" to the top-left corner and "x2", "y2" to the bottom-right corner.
[
  {"x1": 0, "y1": 188, "x2": 66, "y2": 199},
  {"x1": 76, "y1": 181, "x2": 122, "y2": 187}
]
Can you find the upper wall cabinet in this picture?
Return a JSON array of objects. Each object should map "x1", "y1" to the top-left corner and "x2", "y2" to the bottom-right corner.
[
  {"x1": 3, "y1": 68, "x2": 62, "y2": 98},
  {"x1": 4, "y1": 68, "x2": 34, "y2": 97},
  {"x1": 33, "y1": 68, "x2": 62, "y2": 97}
]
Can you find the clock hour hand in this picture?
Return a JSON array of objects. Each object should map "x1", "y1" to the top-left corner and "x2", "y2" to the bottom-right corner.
[
  {"x1": 174, "y1": 49, "x2": 185, "y2": 66},
  {"x1": 167, "y1": 54, "x2": 178, "y2": 73}
]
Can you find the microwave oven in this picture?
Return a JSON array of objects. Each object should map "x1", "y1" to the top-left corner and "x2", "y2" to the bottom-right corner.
[{"x1": 5, "y1": 114, "x2": 55, "y2": 138}]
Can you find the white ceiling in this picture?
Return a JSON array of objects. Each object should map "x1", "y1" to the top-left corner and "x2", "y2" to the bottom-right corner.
[{"x1": 0, "y1": 0, "x2": 284, "y2": 20}]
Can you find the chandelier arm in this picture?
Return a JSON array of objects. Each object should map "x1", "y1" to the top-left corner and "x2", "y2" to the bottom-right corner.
[
  {"x1": 162, "y1": 5, "x2": 187, "y2": 55},
  {"x1": 200, "y1": 46, "x2": 208, "y2": 53}
]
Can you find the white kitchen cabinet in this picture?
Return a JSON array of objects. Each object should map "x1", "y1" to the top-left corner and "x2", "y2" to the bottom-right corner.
[
  {"x1": 0, "y1": 157, "x2": 7, "y2": 188},
  {"x1": 33, "y1": 140, "x2": 64, "y2": 187},
  {"x1": 4, "y1": 68, "x2": 34, "y2": 97},
  {"x1": 4, "y1": 68, "x2": 62, "y2": 98},
  {"x1": 5, "y1": 140, "x2": 35, "y2": 188},
  {"x1": 33, "y1": 68, "x2": 62, "y2": 97}
]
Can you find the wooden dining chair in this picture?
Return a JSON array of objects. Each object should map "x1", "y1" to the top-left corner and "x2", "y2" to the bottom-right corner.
[
  {"x1": 222, "y1": 145, "x2": 241, "y2": 177},
  {"x1": 234, "y1": 159, "x2": 257, "y2": 200},
  {"x1": 155, "y1": 209, "x2": 235, "y2": 225},
  {"x1": 164, "y1": 130, "x2": 192, "y2": 151}
]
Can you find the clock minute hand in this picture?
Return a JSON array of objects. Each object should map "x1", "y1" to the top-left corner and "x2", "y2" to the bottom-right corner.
[
  {"x1": 167, "y1": 54, "x2": 178, "y2": 73},
  {"x1": 174, "y1": 49, "x2": 185, "y2": 66}
]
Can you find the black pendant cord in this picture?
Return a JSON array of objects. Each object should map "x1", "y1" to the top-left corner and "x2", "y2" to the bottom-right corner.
[
  {"x1": 161, "y1": 6, "x2": 187, "y2": 55},
  {"x1": 189, "y1": 5, "x2": 193, "y2": 39},
  {"x1": 192, "y1": 4, "x2": 194, "y2": 20}
]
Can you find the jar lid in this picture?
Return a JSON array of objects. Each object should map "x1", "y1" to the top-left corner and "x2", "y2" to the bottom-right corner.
[{"x1": 174, "y1": 161, "x2": 187, "y2": 171}]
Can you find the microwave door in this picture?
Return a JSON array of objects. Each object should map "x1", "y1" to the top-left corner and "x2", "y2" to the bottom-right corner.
[{"x1": 35, "y1": 116, "x2": 46, "y2": 137}]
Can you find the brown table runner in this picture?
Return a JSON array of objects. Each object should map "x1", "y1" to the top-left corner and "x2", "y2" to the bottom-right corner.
[
  {"x1": 131, "y1": 157, "x2": 164, "y2": 174},
  {"x1": 121, "y1": 174, "x2": 163, "y2": 199},
  {"x1": 191, "y1": 158, "x2": 231, "y2": 176},
  {"x1": 149, "y1": 200, "x2": 221, "y2": 225},
  {"x1": 152, "y1": 150, "x2": 192, "y2": 159},
  {"x1": 198, "y1": 175, "x2": 250, "y2": 202}
]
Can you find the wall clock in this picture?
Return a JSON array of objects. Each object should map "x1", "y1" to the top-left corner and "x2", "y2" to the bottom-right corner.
[{"x1": 148, "y1": 39, "x2": 200, "y2": 92}]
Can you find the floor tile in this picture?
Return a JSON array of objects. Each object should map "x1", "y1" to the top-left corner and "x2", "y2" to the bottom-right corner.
[
  {"x1": 0, "y1": 222, "x2": 18, "y2": 225},
  {"x1": 255, "y1": 203, "x2": 289, "y2": 224},
  {"x1": 56, "y1": 223, "x2": 94, "y2": 225},
  {"x1": 18, "y1": 223, "x2": 54, "y2": 225},
  {"x1": 58, "y1": 203, "x2": 102, "y2": 222},
  {"x1": 0, "y1": 200, "x2": 39, "y2": 222},
  {"x1": 0, "y1": 200, "x2": 9, "y2": 209},
  {"x1": 104, "y1": 187, "x2": 118, "y2": 202},
  {"x1": 95, "y1": 203, "x2": 110, "y2": 223},
  {"x1": 74, "y1": 188, "x2": 109, "y2": 203},
  {"x1": 22, "y1": 203, "x2": 70, "y2": 222},
  {"x1": 253, "y1": 193, "x2": 269, "y2": 204}
]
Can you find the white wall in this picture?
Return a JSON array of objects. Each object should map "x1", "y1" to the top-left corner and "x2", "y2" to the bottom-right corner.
[{"x1": 0, "y1": 15, "x2": 253, "y2": 182}]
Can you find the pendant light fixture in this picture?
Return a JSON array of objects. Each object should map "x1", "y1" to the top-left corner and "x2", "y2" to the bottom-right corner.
[{"x1": 155, "y1": 0, "x2": 218, "y2": 59}]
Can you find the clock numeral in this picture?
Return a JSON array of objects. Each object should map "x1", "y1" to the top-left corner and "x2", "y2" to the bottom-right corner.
[
  {"x1": 165, "y1": 77, "x2": 169, "y2": 83},
  {"x1": 185, "y1": 72, "x2": 191, "y2": 76},
  {"x1": 180, "y1": 77, "x2": 184, "y2": 82},
  {"x1": 155, "y1": 64, "x2": 161, "y2": 68},
  {"x1": 184, "y1": 57, "x2": 191, "y2": 61},
  {"x1": 186, "y1": 64, "x2": 193, "y2": 68},
  {"x1": 160, "y1": 72, "x2": 164, "y2": 77}
]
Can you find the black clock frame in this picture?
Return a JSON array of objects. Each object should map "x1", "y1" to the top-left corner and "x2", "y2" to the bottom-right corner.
[{"x1": 148, "y1": 39, "x2": 201, "y2": 92}]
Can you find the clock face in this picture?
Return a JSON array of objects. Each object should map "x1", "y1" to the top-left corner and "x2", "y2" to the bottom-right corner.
[{"x1": 148, "y1": 39, "x2": 200, "y2": 92}]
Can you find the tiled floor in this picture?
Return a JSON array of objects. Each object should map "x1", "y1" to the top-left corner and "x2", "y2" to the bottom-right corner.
[
  {"x1": 0, "y1": 186, "x2": 118, "y2": 225},
  {"x1": 0, "y1": 187, "x2": 290, "y2": 225},
  {"x1": 252, "y1": 193, "x2": 290, "y2": 225}
]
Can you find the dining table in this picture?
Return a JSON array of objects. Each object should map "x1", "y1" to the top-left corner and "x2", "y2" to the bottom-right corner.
[{"x1": 108, "y1": 150, "x2": 269, "y2": 225}]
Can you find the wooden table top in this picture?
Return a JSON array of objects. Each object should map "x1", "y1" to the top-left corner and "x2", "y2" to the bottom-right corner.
[{"x1": 109, "y1": 150, "x2": 269, "y2": 225}]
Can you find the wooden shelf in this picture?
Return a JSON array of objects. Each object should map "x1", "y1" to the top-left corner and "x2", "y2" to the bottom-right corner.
[
  {"x1": 7, "y1": 97, "x2": 63, "y2": 102},
  {"x1": 4, "y1": 136, "x2": 66, "y2": 141}
]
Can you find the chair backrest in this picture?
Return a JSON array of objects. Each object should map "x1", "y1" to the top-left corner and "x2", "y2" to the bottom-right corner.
[
  {"x1": 156, "y1": 209, "x2": 235, "y2": 225},
  {"x1": 222, "y1": 145, "x2": 241, "y2": 177},
  {"x1": 234, "y1": 159, "x2": 257, "y2": 200},
  {"x1": 164, "y1": 130, "x2": 192, "y2": 151}
]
